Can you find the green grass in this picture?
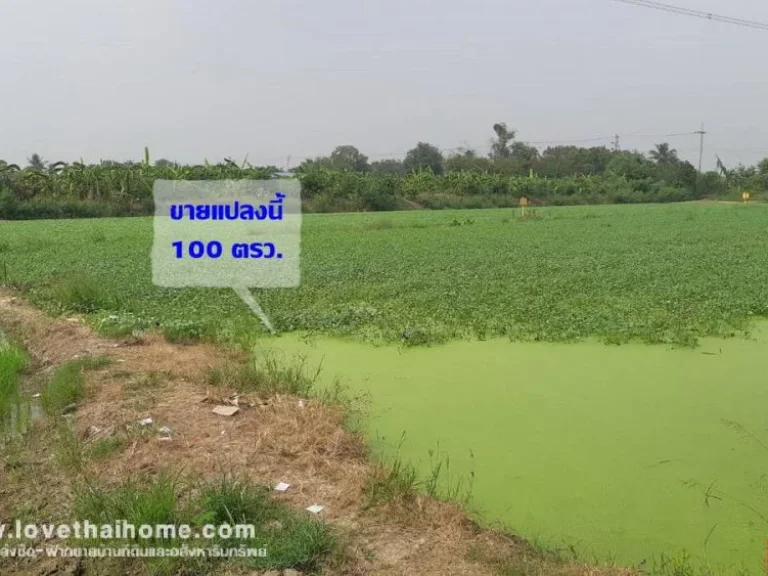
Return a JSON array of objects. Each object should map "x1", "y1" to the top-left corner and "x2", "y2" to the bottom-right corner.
[
  {"x1": 73, "y1": 474, "x2": 337, "y2": 574},
  {"x1": 87, "y1": 435, "x2": 125, "y2": 460},
  {"x1": 41, "y1": 357, "x2": 110, "y2": 416},
  {"x1": 1, "y1": 204, "x2": 768, "y2": 347},
  {"x1": 207, "y1": 350, "x2": 320, "y2": 397},
  {"x1": 363, "y1": 435, "x2": 475, "y2": 511},
  {"x1": 54, "y1": 418, "x2": 87, "y2": 470},
  {"x1": 50, "y1": 272, "x2": 116, "y2": 313},
  {"x1": 162, "y1": 320, "x2": 216, "y2": 344},
  {"x1": 0, "y1": 345, "x2": 28, "y2": 438}
]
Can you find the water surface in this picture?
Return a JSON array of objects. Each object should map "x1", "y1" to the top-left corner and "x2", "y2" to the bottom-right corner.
[{"x1": 262, "y1": 327, "x2": 768, "y2": 574}]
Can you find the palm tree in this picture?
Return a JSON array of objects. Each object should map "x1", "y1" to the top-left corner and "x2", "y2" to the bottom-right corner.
[
  {"x1": 649, "y1": 143, "x2": 678, "y2": 164},
  {"x1": 27, "y1": 153, "x2": 47, "y2": 171}
]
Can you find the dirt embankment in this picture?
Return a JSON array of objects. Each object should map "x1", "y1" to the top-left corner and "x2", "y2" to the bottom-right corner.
[{"x1": 0, "y1": 293, "x2": 635, "y2": 576}]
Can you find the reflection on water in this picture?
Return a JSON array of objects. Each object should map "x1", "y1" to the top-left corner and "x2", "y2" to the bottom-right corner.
[
  {"x1": 9, "y1": 400, "x2": 43, "y2": 435},
  {"x1": 1, "y1": 328, "x2": 42, "y2": 436}
]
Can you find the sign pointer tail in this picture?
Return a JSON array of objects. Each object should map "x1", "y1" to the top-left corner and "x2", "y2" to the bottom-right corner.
[{"x1": 234, "y1": 287, "x2": 276, "y2": 335}]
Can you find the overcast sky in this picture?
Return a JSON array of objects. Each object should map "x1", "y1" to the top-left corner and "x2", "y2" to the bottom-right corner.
[{"x1": 1, "y1": 0, "x2": 766, "y2": 170}]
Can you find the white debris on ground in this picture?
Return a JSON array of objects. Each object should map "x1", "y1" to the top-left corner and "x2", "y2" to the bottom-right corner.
[{"x1": 212, "y1": 405, "x2": 239, "y2": 417}]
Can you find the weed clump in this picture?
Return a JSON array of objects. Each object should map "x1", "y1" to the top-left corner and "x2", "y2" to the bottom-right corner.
[
  {"x1": 0, "y1": 346, "x2": 27, "y2": 438},
  {"x1": 208, "y1": 351, "x2": 319, "y2": 397},
  {"x1": 50, "y1": 273, "x2": 112, "y2": 313},
  {"x1": 162, "y1": 320, "x2": 216, "y2": 344},
  {"x1": 73, "y1": 474, "x2": 337, "y2": 573},
  {"x1": 41, "y1": 357, "x2": 109, "y2": 416}
]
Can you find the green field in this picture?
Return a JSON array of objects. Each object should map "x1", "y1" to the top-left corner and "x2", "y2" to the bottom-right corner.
[
  {"x1": 3, "y1": 203, "x2": 768, "y2": 573},
  {"x1": 2, "y1": 203, "x2": 768, "y2": 347}
]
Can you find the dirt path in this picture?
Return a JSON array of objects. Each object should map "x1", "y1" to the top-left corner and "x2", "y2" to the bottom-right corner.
[{"x1": 0, "y1": 293, "x2": 634, "y2": 576}]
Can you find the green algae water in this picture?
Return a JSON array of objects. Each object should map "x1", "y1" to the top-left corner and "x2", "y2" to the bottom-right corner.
[{"x1": 261, "y1": 326, "x2": 768, "y2": 574}]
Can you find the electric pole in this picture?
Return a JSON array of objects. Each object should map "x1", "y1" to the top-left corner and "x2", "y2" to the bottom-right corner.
[
  {"x1": 612, "y1": 134, "x2": 621, "y2": 152},
  {"x1": 694, "y1": 122, "x2": 706, "y2": 198},
  {"x1": 695, "y1": 123, "x2": 706, "y2": 173}
]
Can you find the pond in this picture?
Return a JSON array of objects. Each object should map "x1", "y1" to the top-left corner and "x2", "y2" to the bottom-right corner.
[{"x1": 260, "y1": 326, "x2": 768, "y2": 574}]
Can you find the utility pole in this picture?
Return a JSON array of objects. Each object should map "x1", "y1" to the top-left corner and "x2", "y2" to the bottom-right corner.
[
  {"x1": 612, "y1": 134, "x2": 621, "y2": 152},
  {"x1": 695, "y1": 122, "x2": 706, "y2": 173},
  {"x1": 694, "y1": 122, "x2": 706, "y2": 198}
]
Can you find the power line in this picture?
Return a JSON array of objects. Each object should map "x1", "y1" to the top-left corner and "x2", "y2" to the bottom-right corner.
[
  {"x1": 524, "y1": 135, "x2": 614, "y2": 145},
  {"x1": 607, "y1": 0, "x2": 768, "y2": 32},
  {"x1": 268, "y1": 130, "x2": 706, "y2": 166},
  {"x1": 622, "y1": 131, "x2": 699, "y2": 138}
]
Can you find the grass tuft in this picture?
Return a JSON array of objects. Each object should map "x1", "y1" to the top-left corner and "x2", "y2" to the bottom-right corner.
[
  {"x1": 0, "y1": 346, "x2": 28, "y2": 438},
  {"x1": 364, "y1": 455, "x2": 420, "y2": 510},
  {"x1": 41, "y1": 356, "x2": 109, "y2": 416},
  {"x1": 50, "y1": 273, "x2": 112, "y2": 313},
  {"x1": 208, "y1": 351, "x2": 319, "y2": 397},
  {"x1": 364, "y1": 437, "x2": 475, "y2": 512},
  {"x1": 87, "y1": 435, "x2": 125, "y2": 460},
  {"x1": 54, "y1": 419, "x2": 86, "y2": 471},
  {"x1": 162, "y1": 320, "x2": 216, "y2": 344},
  {"x1": 73, "y1": 474, "x2": 337, "y2": 574}
]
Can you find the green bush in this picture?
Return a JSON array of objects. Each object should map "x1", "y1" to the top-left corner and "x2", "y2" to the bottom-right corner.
[{"x1": 0, "y1": 156, "x2": 754, "y2": 220}]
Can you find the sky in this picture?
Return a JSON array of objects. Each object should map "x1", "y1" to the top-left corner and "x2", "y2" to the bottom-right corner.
[{"x1": 1, "y1": 0, "x2": 766, "y2": 171}]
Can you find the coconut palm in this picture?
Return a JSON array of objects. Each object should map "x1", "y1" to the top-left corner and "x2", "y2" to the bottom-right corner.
[
  {"x1": 26, "y1": 153, "x2": 47, "y2": 171},
  {"x1": 649, "y1": 143, "x2": 678, "y2": 164}
]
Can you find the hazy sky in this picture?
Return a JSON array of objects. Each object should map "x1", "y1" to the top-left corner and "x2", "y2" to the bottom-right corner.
[{"x1": 1, "y1": 0, "x2": 766, "y2": 170}]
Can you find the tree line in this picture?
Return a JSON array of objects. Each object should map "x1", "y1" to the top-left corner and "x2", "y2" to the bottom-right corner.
[
  {"x1": 297, "y1": 123, "x2": 745, "y2": 186},
  {"x1": 0, "y1": 125, "x2": 766, "y2": 219}
]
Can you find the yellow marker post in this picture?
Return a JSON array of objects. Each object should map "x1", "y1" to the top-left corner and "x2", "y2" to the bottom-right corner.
[
  {"x1": 519, "y1": 196, "x2": 528, "y2": 218},
  {"x1": 742, "y1": 192, "x2": 751, "y2": 203}
]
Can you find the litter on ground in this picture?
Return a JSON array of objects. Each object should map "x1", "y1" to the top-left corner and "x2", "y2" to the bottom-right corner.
[{"x1": 212, "y1": 405, "x2": 239, "y2": 417}]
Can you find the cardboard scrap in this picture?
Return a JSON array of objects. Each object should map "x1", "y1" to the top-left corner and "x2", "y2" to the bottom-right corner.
[{"x1": 212, "y1": 405, "x2": 239, "y2": 417}]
